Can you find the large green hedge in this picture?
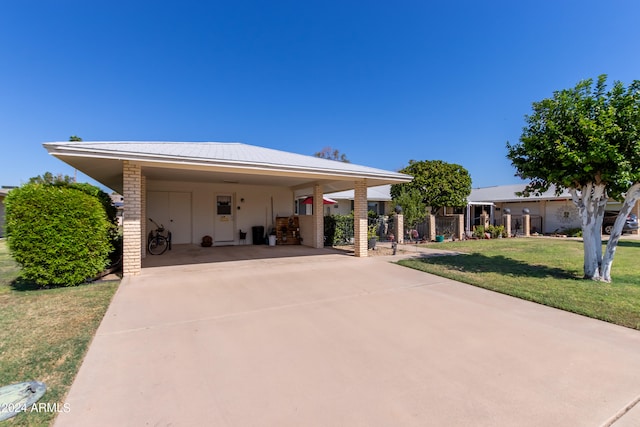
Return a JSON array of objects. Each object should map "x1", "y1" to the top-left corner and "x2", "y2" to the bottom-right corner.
[{"x1": 5, "y1": 183, "x2": 114, "y2": 287}]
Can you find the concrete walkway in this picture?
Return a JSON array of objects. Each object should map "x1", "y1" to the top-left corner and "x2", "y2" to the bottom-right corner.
[{"x1": 55, "y1": 249, "x2": 640, "y2": 426}]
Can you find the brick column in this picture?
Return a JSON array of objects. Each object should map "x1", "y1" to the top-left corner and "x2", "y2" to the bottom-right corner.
[
  {"x1": 354, "y1": 179, "x2": 368, "y2": 257},
  {"x1": 480, "y1": 212, "x2": 490, "y2": 229},
  {"x1": 396, "y1": 214, "x2": 404, "y2": 244},
  {"x1": 523, "y1": 214, "x2": 531, "y2": 237},
  {"x1": 312, "y1": 184, "x2": 324, "y2": 248},
  {"x1": 123, "y1": 161, "x2": 142, "y2": 276},
  {"x1": 428, "y1": 214, "x2": 436, "y2": 241},
  {"x1": 141, "y1": 175, "x2": 146, "y2": 258},
  {"x1": 503, "y1": 214, "x2": 512, "y2": 237},
  {"x1": 456, "y1": 214, "x2": 464, "y2": 240}
]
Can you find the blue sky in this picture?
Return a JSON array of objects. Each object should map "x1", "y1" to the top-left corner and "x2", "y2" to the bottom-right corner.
[{"x1": 2, "y1": 0, "x2": 639, "y2": 191}]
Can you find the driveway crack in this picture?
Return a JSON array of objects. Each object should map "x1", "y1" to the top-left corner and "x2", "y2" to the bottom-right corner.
[{"x1": 600, "y1": 394, "x2": 640, "y2": 427}]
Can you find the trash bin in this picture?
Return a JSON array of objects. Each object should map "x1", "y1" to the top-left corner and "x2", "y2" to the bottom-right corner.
[
  {"x1": 252, "y1": 226, "x2": 265, "y2": 245},
  {"x1": 435, "y1": 235, "x2": 445, "y2": 242},
  {"x1": 268, "y1": 235, "x2": 276, "y2": 246}
]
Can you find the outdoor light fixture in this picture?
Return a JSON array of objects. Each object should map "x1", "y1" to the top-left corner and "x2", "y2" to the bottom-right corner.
[
  {"x1": 523, "y1": 208, "x2": 530, "y2": 214},
  {"x1": 395, "y1": 205, "x2": 403, "y2": 214},
  {"x1": 504, "y1": 208, "x2": 511, "y2": 214}
]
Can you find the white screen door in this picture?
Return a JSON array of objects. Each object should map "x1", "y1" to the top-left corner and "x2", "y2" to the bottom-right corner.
[{"x1": 214, "y1": 194, "x2": 234, "y2": 242}]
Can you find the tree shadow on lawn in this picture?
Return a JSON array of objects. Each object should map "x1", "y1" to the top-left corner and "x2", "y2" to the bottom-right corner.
[
  {"x1": 613, "y1": 240, "x2": 640, "y2": 249},
  {"x1": 413, "y1": 253, "x2": 580, "y2": 280}
]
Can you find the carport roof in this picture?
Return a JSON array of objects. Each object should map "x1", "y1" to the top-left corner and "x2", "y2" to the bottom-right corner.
[{"x1": 43, "y1": 141, "x2": 412, "y2": 194}]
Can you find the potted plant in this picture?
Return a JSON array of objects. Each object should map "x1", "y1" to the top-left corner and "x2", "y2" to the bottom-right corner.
[{"x1": 368, "y1": 223, "x2": 378, "y2": 250}]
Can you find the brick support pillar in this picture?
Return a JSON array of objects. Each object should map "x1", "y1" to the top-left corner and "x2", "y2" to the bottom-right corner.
[
  {"x1": 523, "y1": 214, "x2": 531, "y2": 237},
  {"x1": 396, "y1": 214, "x2": 404, "y2": 244},
  {"x1": 312, "y1": 184, "x2": 324, "y2": 248},
  {"x1": 456, "y1": 214, "x2": 464, "y2": 240},
  {"x1": 503, "y1": 214, "x2": 512, "y2": 237},
  {"x1": 428, "y1": 214, "x2": 436, "y2": 241},
  {"x1": 354, "y1": 179, "x2": 368, "y2": 257},
  {"x1": 480, "y1": 212, "x2": 490, "y2": 229},
  {"x1": 141, "y1": 175, "x2": 146, "y2": 258},
  {"x1": 123, "y1": 161, "x2": 142, "y2": 276}
]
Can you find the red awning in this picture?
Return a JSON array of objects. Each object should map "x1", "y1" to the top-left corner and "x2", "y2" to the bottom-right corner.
[{"x1": 301, "y1": 196, "x2": 337, "y2": 205}]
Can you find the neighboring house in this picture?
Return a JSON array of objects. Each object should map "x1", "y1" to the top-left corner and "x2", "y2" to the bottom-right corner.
[
  {"x1": 43, "y1": 141, "x2": 412, "y2": 276},
  {"x1": 323, "y1": 184, "x2": 394, "y2": 216},
  {"x1": 323, "y1": 182, "x2": 640, "y2": 236},
  {"x1": 468, "y1": 184, "x2": 640, "y2": 234}
]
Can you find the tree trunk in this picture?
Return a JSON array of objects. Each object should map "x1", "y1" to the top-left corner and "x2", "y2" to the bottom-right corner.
[
  {"x1": 569, "y1": 183, "x2": 607, "y2": 280},
  {"x1": 582, "y1": 221, "x2": 601, "y2": 280},
  {"x1": 601, "y1": 183, "x2": 640, "y2": 282}
]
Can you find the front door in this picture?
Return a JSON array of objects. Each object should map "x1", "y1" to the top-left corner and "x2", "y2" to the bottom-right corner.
[{"x1": 214, "y1": 194, "x2": 234, "y2": 242}]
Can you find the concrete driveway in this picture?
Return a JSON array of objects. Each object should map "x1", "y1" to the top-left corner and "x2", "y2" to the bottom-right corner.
[{"x1": 55, "y1": 247, "x2": 640, "y2": 426}]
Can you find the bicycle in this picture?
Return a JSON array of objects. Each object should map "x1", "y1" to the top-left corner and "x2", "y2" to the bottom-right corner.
[{"x1": 148, "y1": 218, "x2": 172, "y2": 255}]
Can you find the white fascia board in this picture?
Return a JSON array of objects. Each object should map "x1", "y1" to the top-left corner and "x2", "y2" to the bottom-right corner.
[{"x1": 44, "y1": 142, "x2": 412, "y2": 183}]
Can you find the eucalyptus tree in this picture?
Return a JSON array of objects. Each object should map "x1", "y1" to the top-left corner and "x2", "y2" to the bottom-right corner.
[
  {"x1": 507, "y1": 75, "x2": 640, "y2": 282},
  {"x1": 313, "y1": 147, "x2": 350, "y2": 163}
]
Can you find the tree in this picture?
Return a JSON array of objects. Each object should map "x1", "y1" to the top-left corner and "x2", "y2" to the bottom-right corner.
[
  {"x1": 391, "y1": 185, "x2": 428, "y2": 233},
  {"x1": 314, "y1": 147, "x2": 350, "y2": 163},
  {"x1": 69, "y1": 135, "x2": 83, "y2": 142},
  {"x1": 29, "y1": 172, "x2": 75, "y2": 185},
  {"x1": 390, "y1": 160, "x2": 472, "y2": 214},
  {"x1": 507, "y1": 75, "x2": 640, "y2": 282}
]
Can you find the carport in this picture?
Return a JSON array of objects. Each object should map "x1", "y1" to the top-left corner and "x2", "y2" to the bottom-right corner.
[{"x1": 44, "y1": 141, "x2": 412, "y2": 275}]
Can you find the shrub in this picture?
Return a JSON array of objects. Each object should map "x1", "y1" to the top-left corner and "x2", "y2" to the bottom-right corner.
[
  {"x1": 486, "y1": 225, "x2": 506, "y2": 238},
  {"x1": 5, "y1": 183, "x2": 114, "y2": 286},
  {"x1": 563, "y1": 227, "x2": 583, "y2": 237},
  {"x1": 473, "y1": 225, "x2": 486, "y2": 239},
  {"x1": 324, "y1": 213, "x2": 354, "y2": 246}
]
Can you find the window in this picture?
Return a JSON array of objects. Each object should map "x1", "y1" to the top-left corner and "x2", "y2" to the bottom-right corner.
[{"x1": 217, "y1": 195, "x2": 232, "y2": 215}]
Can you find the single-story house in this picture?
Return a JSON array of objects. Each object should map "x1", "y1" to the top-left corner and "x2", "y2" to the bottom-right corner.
[
  {"x1": 43, "y1": 141, "x2": 412, "y2": 276},
  {"x1": 320, "y1": 184, "x2": 394, "y2": 217},
  {"x1": 321, "y1": 182, "x2": 640, "y2": 236},
  {"x1": 468, "y1": 184, "x2": 640, "y2": 234}
]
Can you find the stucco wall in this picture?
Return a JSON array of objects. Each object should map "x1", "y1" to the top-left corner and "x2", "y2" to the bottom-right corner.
[
  {"x1": 146, "y1": 180, "x2": 295, "y2": 245},
  {"x1": 323, "y1": 199, "x2": 389, "y2": 217},
  {"x1": 328, "y1": 200, "x2": 350, "y2": 216},
  {"x1": 544, "y1": 200, "x2": 581, "y2": 233},
  {"x1": 298, "y1": 215, "x2": 315, "y2": 248},
  {"x1": 496, "y1": 199, "x2": 581, "y2": 233}
]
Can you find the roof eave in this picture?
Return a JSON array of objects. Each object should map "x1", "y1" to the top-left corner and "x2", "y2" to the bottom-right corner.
[{"x1": 44, "y1": 142, "x2": 412, "y2": 185}]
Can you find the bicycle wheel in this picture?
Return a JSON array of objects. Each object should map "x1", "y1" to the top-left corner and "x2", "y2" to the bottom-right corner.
[{"x1": 148, "y1": 235, "x2": 168, "y2": 255}]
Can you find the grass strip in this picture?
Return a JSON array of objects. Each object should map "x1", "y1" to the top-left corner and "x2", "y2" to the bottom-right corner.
[
  {"x1": 0, "y1": 240, "x2": 119, "y2": 426},
  {"x1": 397, "y1": 238, "x2": 640, "y2": 330}
]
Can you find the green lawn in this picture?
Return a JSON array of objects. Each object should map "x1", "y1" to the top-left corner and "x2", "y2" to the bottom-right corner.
[
  {"x1": 398, "y1": 238, "x2": 640, "y2": 330},
  {"x1": 0, "y1": 239, "x2": 119, "y2": 426}
]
